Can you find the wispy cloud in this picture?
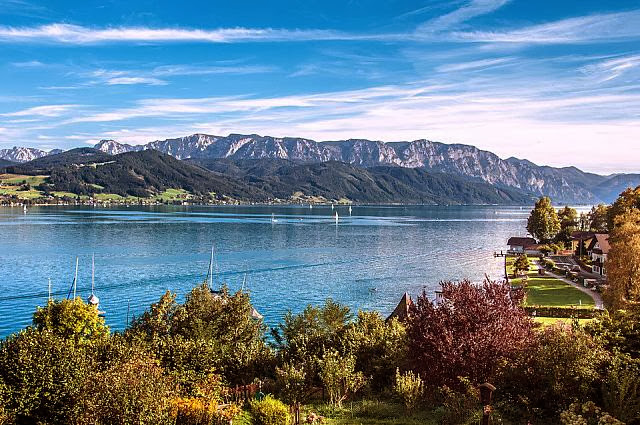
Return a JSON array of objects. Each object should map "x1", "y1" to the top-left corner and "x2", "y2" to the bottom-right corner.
[
  {"x1": 436, "y1": 57, "x2": 514, "y2": 72},
  {"x1": 417, "y1": 0, "x2": 510, "y2": 32},
  {"x1": 580, "y1": 54, "x2": 640, "y2": 82},
  {"x1": 0, "y1": 23, "x2": 398, "y2": 44},
  {"x1": 1, "y1": 104, "x2": 79, "y2": 117},
  {"x1": 450, "y1": 10, "x2": 640, "y2": 44}
]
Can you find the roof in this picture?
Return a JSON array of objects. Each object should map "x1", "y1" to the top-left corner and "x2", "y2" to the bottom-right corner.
[
  {"x1": 387, "y1": 292, "x2": 413, "y2": 322},
  {"x1": 570, "y1": 231, "x2": 596, "y2": 240},
  {"x1": 588, "y1": 233, "x2": 610, "y2": 254},
  {"x1": 507, "y1": 237, "x2": 537, "y2": 247}
]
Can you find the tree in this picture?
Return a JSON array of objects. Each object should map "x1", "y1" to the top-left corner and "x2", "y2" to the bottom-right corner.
[
  {"x1": 33, "y1": 298, "x2": 109, "y2": 343},
  {"x1": 343, "y1": 311, "x2": 407, "y2": 392},
  {"x1": 589, "y1": 204, "x2": 610, "y2": 233},
  {"x1": 318, "y1": 349, "x2": 365, "y2": 408},
  {"x1": 128, "y1": 283, "x2": 270, "y2": 386},
  {"x1": 556, "y1": 206, "x2": 578, "y2": 247},
  {"x1": 0, "y1": 329, "x2": 95, "y2": 424},
  {"x1": 605, "y1": 210, "x2": 640, "y2": 309},
  {"x1": 77, "y1": 353, "x2": 177, "y2": 425},
  {"x1": 498, "y1": 326, "x2": 608, "y2": 421},
  {"x1": 513, "y1": 254, "x2": 530, "y2": 277},
  {"x1": 527, "y1": 197, "x2": 561, "y2": 242},
  {"x1": 608, "y1": 186, "x2": 640, "y2": 230},
  {"x1": 406, "y1": 279, "x2": 533, "y2": 389},
  {"x1": 271, "y1": 299, "x2": 353, "y2": 390}
]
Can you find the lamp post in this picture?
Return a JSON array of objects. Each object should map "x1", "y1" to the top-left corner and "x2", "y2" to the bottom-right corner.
[{"x1": 478, "y1": 383, "x2": 496, "y2": 425}]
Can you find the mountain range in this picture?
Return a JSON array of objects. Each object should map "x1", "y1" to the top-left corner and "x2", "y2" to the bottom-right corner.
[
  {"x1": 2, "y1": 133, "x2": 639, "y2": 204},
  {"x1": 2, "y1": 148, "x2": 530, "y2": 204}
]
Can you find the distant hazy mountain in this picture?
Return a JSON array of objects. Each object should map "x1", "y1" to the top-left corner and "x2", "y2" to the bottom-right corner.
[
  {"x1": 0, "y1": 146, "x2": 62, "y2": 163},
  {"x1": 92, "y1": 133, "x2": 640, "y2": 203}
]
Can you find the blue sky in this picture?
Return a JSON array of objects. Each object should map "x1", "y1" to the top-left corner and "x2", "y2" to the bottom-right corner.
[{"x1": 0, "y1": 0, "x2": 639, "y2": 173}]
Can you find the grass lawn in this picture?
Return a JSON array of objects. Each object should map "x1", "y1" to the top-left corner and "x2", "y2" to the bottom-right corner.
[
  {"x1": 534, "y1": 317, "x2": 595, "y2": 326},
  {"x1": 235, "y1": 401, "x2": 440, "y2": 425},
  {"x1": 152, "y1": 188, "x2": 191, "y2": 202},
  {"x1": 0, "y1": 188, "x2": 44, "y2": 199},
  {"x1": 524, "y1": 276, "x2": 595, "y2": 307},
  {"x1": 0, "y1": 174, "x2": 48, "y2": 185}
]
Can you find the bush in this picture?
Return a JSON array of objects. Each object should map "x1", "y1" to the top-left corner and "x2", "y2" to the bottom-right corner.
[
  {"x1": 249, "y1": 395, "x2": 290, "y2": 425},
  {"x1": 171, "y1": 397, "x2": 241, "y2": 425},
  {"x1": 559, "y1": 402, "x2": 623, "y2": 425},
  {"x1": 436, "y1": 377, "x2": 481, "y2": 425},
  {"x1": 394, "y1": 368, "x2": 424, "y2": 413}
]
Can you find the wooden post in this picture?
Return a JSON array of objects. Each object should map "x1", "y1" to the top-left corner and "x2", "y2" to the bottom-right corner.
[{"x1": 479, "y1": 383, "x2": 496, "y2": 425}]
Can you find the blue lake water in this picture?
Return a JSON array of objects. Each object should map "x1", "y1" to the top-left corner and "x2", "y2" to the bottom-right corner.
[{"x1": 0, "y1": 204, "x2": 533, "y2": 337}]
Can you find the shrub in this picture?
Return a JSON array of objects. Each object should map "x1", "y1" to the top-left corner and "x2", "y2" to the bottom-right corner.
[
  {"x1": 601, "y1": 354, "x2": 640, "y2": 424},
  {"x1": 275, "y1": 362, "x2": 307, "y2": 405},
  {"x1": 436, "y1": 377, "x2": 481, "y2": 425},
  {"x1": 249, "y1": 395, "x2": 290, "y2": 425},
  {"x1": 171, "y1": 397, "x2": 241, "y2": 425},
  {"x1": 318, "y1": 349, "x2": 365, "y2": 408},
  {"x1": 77, "y1": 353, "x2": 176, "y2": 425},
  {"x1": 394, "y1": 368, "x2": 424, "y2": 413},
  {"x1": 559, "y1": 402, "x2": 623, "y2": 425}
]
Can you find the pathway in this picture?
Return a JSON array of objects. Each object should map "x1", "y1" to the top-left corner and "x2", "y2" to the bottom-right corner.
[{"x1": 536, "y1": 262, "x2": 604, "y2": 309}]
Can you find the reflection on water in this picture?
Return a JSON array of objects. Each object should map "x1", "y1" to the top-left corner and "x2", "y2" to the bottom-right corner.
[{"x1": 0, "y1": 204, "x2": 541, "y2": 337}]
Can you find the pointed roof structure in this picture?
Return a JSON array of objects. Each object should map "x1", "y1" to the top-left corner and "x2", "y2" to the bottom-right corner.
[{"x1": 387, "y1": 292, "x2": 413, "y2": 322}]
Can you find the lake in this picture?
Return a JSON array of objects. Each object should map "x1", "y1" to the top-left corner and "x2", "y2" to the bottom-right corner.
[{"x1": 0, "y1": 204, "x2": 533, "y2": 337}]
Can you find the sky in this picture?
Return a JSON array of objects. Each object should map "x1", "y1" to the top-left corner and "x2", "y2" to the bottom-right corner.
[{"x1": 0, "y1": 0, "x2": 639, "y2": 174}]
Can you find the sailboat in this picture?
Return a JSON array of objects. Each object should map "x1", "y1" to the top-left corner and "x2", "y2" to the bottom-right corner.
[
  {"x1": 309, "y1": 204, "x2": 313, "y2": 210},
  {"x1": 335, "y1": 211, "x2": 339, "y2": 225},
  {"x1": 349, "y1": 205, "x2": 352, "y2": 215},
  {"x1": 87, "y1": 254, "x2": 104, "y2": 315},
  {"x1": 271, "y1": 213, "x2": 278, "y2": 223}
]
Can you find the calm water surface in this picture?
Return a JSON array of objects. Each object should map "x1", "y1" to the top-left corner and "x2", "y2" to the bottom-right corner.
[{"x1": 0, "y1": 204, "x2": 534, "y2": 337}]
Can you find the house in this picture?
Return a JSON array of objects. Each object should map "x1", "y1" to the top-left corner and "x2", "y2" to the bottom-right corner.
[
  {"x1": 587, "y1": 234, "x2": 610, "y2": 276},
  {"x1": 570, "y1": 231, "x2": 596, "y2": 255},
  {"x1": 507, "y1": 237, "x2": 537, "y2": 254}
]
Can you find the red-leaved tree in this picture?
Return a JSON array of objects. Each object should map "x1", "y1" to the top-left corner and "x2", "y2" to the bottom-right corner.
[{"x1": 406, "y1": 279, "x2": 533, "y2": 389}]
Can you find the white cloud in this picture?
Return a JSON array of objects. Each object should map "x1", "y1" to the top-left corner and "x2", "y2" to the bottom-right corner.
[
  {"x1": 417, "y1": 0, "x2": 510, "y2": 32},
  {"x1": 105, "y1": 76, "x2": 167, "y2": 86},
  {"x1": 1, "y1": 104, "x2": 79, "y2": 117},
  {"x1": 0, "y1": 23, "x2": 395, "y2": 44},
  {"x1": 450, "y1": 10, "x2": 640, "y2": 44}
]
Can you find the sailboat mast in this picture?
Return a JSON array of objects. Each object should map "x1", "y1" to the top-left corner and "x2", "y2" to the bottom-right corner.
[
  {"x1": 91, "y1": 254, "x2": 95, "y2": 295},
  {"x1": 208, "y1": 245, "x2": 214, "y2": 287},
  {"x1": 48, "y1": 278, "x2": 52, "y2": 302},
  {"x1": 73, "y1": 256, "x2": 78, "y2": 299}
]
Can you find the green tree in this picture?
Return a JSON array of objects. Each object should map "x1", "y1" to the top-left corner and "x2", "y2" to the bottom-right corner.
[
  {"x1": 275, "y1": 362, "x2": 308, "y2": 406},
  {"x1": 272, "y1": 299, "x2": 353, "y2": 390},
  {"x1": 344, "y1": 311, "x2": 407, "y2": 392},
  {"x1": 498, "y1": 326, "x2": 608, "y2": 421},
  {"x1": 513, "y1": 254, "x2": 530, "y2": 277},
  {"x1": 0, "y1": 329, "x2": 94, "y2": 424},
  {"x1": 556, "y1": 206, "x2": 578, "y2": 247},
  {"x1": 33, "y1": 298, "x2": 109, "y2": 343},
  {"x1": 318, "y1": 349, "x2": 365, "y2": 408},
  {"x1": 589, "y1": 204, "x2": 610, "y2": 233},
  {"x1": 128, "y1": 283, "x2": 270, "y2": 386},
  {"x1": 77, "y1": 352, "x2": 176, "y2": 425},
  {"x1": 526, "y1": 197, "x2": 561, "y2": 243}
]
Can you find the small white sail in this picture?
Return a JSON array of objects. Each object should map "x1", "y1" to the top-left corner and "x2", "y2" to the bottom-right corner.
[{"x1": 335, "y1": 212, "x2": 339, "y2": 225}]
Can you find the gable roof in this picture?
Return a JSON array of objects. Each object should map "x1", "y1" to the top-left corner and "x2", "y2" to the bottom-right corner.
[
  {"x1": 588, "y1": 233, "x2": 610, "y2": 254},
  {"x1": 387, "y1": 292, "x2": 413, "y2": 322},
  {"x1": 507, "y1": 237, "x2": 537, "y2": 247},
  {"x1": 570, "y1": 231, "x2": 596, "y2": 240}
]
